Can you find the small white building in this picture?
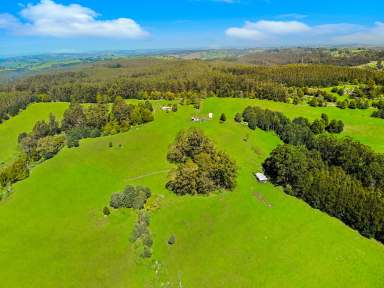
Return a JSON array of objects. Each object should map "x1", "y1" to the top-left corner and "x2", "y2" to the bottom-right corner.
[
  {"x1": 208, "y1": 113, "x2": 213, "y2": 119},
  {"x1": 162, "y1": 106, "x2": 172, "y2": 111},
  {"x1": 255, "y1": 172, "x2": 268, "y2": 183}
]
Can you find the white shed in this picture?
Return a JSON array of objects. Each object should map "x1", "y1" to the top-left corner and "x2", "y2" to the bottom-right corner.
[
  {"x1": 162, "y1": 106, "x2": 172, "y2": 111},
  {"x1": 255, "y1": 173, "x2": 268, "y2": 183},
  {"x1": 208, "y1": 113, "x2": 213, "y2": 119}
]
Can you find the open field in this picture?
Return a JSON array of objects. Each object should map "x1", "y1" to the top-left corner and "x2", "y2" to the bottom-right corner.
[{"x1": 0, "y1": 98, "x2": 384, "y2": 287}]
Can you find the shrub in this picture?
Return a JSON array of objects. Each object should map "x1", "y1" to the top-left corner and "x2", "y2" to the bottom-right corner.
[
  {"x1": 234, "y1": 113, "x2": 242, "y2": 123},
  {"x1": 141, "y1": 246, "x2": 152, "y2": 258},
  {"x1": 35, "y1": 135, "x2": 65, "y2": 160},
  {"x1": 372, "y1": 109, "x2": 384, "y2": 119},
  {"x1": 220, "y1": 113, "x2": 227, "y2": 122},
  {"x1": 168, "y1": 235, "x2": 176, "y2": 245},
  {"x1": 103, "y1": 206, "x2": 111, "y2": 216}
]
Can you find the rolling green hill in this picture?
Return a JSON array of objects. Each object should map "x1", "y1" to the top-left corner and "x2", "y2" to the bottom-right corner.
[{"x1": 0, "y1": 98, "x2": 383, "y2": 287}]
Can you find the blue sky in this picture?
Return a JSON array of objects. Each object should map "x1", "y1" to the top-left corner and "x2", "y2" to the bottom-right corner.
[{"x1": 0, "y1": 0, "x2": 383, "y2": 56}]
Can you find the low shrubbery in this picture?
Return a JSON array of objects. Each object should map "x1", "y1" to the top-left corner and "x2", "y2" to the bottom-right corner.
[{"x1": 166, "y1": 128, "x2": 237, "y2": 195}]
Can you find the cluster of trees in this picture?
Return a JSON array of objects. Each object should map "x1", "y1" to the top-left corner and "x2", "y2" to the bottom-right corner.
[
  {"x1": 242, "y1": 106, "x2": 344, "y2": 147},
  {"x1": 336, "y1": 99, "x2": 370, "y2": 110},
  {"x1": 110, "y1": 185, "x2": 152, "y2": 210},
  {"x1": 18, "y1": 113, "x2": 64, "y2": 161},
  {"x1": 166, "y1": 128, "x2": 237, "y2": 195},
  {"x1": 263, "y1": 144, "x2": 384, "y2": 243}
]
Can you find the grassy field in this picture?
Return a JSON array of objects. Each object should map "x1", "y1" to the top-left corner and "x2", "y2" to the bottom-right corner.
[{"x1": 0, "y1": 98, "x2": 384, "y2": 287}]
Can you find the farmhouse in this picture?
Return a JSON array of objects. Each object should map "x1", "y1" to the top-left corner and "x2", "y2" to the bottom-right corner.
[{"x1": 255, "y1": 172, "x2": 268, "y2": 183}]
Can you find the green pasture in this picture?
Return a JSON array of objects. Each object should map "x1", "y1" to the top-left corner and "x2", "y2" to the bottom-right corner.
[{"x1": 0, "y1": 98, "x2": 383, "y2": 287}]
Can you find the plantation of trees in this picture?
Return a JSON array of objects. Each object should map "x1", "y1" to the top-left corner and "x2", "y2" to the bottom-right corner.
[{"x1": 1, "y1": 58, "x2": 384, "y2": 123}]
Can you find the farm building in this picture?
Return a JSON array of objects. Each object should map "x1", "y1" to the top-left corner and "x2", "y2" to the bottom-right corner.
[
  {"x1": 255, "y1": 172, "x2": 268, "y2": 183},
  {"x1": 208, "y1": 113, "x2": 213, "y2": 119},
  {"x1": 162, "y1": 106, "x2": 172, "y2": 111}
]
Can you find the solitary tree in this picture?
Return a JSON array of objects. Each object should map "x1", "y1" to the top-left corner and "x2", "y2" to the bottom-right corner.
[{"x1": 220, "y1": 113, "x2": 227, "y2": 122}]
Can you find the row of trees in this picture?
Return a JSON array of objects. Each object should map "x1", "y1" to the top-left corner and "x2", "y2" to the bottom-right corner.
[
  {"x1": 166, "y1": 128, "x2": 237, "y2": 195},
  {"x1": 241, "y1": 106, "x2": 384, "y2": 191},
  {"x1": 263, "y1": 144, "x2": 384, "y2": 243},
  {"x1": 0, "y1": 100, "x2": 155, "y2": 196},
  {"x1": 241, "y1": 106, "x2": 344, "y2": 147}
]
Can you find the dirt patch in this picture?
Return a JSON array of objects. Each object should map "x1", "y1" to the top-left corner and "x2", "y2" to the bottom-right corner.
[{"x1": 253, "y1": 191, "x2": 273, "y2": 208}]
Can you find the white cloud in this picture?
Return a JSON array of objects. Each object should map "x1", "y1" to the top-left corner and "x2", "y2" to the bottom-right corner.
[
  {"x1": 0, "y1": 0, "x2": 148, "y2": 38},
  {"x1": 226, "y1": 20, "x2": 310, "y2": 40},
  {"x1": 336, "y1": 22, "x2": 384, "y2": 45},
  {"x1": 225, "y1": 19, "x2": 384, "y2": 45}
]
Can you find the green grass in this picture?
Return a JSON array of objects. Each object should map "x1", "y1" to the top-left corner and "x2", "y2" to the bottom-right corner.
[
  {"x1": 0, "y1": 99, "x2": 384, "y2": 287},
  {"x1": 0, "y1": 102, "x2": 68, "y2": 165}
]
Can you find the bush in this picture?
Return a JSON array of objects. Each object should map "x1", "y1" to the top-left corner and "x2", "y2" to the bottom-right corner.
[
  {"x1": 372, "y1": 109, "x2": 384, "y2": 119},
  {"x1": 168, "y1": 235, "x2": 176, "y2": 245},
  {"x1": 35, "y1": 135, "x2": 65, "y2": 160},
  {"x1": 234, "y1": 113, "x2": 242, "y2": 123},
  {"x1": 103, "y1": 206, "x2": 111, "y2": 216},
  {"x1": 220, "y1": 113, "x2": 227, "y2": 122}
]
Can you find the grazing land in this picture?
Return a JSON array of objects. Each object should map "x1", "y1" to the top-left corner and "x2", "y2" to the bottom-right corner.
[{"x1": 0, "y1": 98, "x2": 384, "y2": 287}]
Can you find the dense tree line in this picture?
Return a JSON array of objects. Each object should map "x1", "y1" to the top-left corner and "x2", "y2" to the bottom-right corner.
[
  {"x1": 263, "y1": 144, "x2": 384, "y2": 243},
  {"x1": 225, "y1": 64, "x2": 384, "y2": 87},
  {"x1": 311, "y1": 135, "x2": 384, "y2": 190},
  {"x1": 241, "y1": 106, "x2": 384, "y2": 192},
  {"x1": 237, "y1": 48, "x2": 384, "y2": 67},
  {"x1": 2, "y1": 59, "x2": 383, "y2": 112},
  {"x1": 166, "y1": 128, "x2": 237, "y2": 195},
  {"x1": 0, "y1": 92, "x2": 38, "y2": 123},
  {"x1": 242, "y1": 106, "x2": 343, "y2": 147}
]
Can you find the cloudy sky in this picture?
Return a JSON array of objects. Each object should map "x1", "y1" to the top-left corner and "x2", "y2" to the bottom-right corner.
[{"x1": 0, "y1": 0, "x2": 383, "y2": 56}]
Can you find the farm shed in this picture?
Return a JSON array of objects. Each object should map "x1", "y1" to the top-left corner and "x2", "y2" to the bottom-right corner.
[{"x1": 255, "y1": 172, "x2": 268, "y2": 183}]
